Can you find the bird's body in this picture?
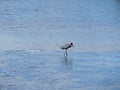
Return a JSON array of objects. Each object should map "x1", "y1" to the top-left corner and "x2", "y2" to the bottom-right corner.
[
  {"x1": 60, "y1": 42, "x2": 73, "y2": 56},
  {"x1": 60, "y1": 44, "x2": 72, "y2": 50}
]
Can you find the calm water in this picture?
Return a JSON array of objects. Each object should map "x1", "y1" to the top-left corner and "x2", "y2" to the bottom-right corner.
[
  {"x1": 0, "y1": 0, "x2": 120, "y2": 90},
  {"x1": 0, "y1": 50, "x2": 120, "y2": 90},
  {"x1": 0, "y1": 0, "x2": 120, "y2": 51}
]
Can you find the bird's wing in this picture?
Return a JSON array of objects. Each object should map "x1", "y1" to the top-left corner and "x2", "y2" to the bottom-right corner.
[{"x1": 60, "y1": 44, "x2": 70, "y2": 49}]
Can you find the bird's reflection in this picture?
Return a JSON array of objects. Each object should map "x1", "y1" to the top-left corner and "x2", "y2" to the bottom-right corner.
[
  {"x1": 64, "y1": 54, "x2": 68, "y2": 61},
  {"x1": 63, "y1": 55, "x2": 72, "y2": 66}
]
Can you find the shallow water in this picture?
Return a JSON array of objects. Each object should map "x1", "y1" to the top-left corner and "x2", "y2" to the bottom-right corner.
[
  {"x1": 0, "y1": 1, "x2": 120, "y2": 89},
  {"x1": 0, "y1": 50, "x2": 120, "y2": 90},
  {"x1": 0, "y1": 0, "x2": 120, "y2": 51}
]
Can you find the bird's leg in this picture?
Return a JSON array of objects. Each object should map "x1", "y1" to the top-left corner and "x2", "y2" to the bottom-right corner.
[
  {"x1": 64, "y1": 49, "x2": 66, "y2": 56},
  {"x1": 64, "y1": 50, "x2": 66, "y2": 57},
  {"x1": 64, "y1": 49, "x2": 68, "y2": 58},
  {"x1": 65, "y1": 49, "x2": 68, "y2": 56},
  {"x1": 66, "y1": 49, "x2": 67, "y2": 56}
]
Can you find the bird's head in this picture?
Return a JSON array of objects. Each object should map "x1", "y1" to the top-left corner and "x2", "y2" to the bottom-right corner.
[{"x1": 70, "y1": 42, "x2": 74, "y2": 48}]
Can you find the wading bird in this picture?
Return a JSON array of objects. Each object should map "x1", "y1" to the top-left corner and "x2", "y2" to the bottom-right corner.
[{"x1": 60, "y1": 42, "x2": 74, "y2": 56}]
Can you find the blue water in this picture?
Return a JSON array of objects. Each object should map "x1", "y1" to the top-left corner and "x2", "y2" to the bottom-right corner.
[
  {"x1": 0, "y1": 50, "x2": 120, "y2": 90},
  {"x1": 0, "y1": 0, "x2": 120, "y2": 90},
  {"x1": 0, "y1": 0, "x2": 120, "y2": 51}
]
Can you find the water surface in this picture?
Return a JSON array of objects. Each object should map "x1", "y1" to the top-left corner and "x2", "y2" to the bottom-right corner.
[
  {"x1": 0, "y1": 0, "x2": 120, "y2": 51},
  {"x1": 0, "y1": 50, "x2": 120, "y2": 90}
]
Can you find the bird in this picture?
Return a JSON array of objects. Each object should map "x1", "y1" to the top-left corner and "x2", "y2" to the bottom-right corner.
[{"x1": 60, "y1": 42, "x2": 74, "y2": 56}]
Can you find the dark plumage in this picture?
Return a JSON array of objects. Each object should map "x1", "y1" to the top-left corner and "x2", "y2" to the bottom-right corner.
[
  {"x1": 60, "y1": 42, "x2": 74, "y2": 56},
  {"x1": 61, "y1": 43, "x2": 73, "y2": 49}
]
